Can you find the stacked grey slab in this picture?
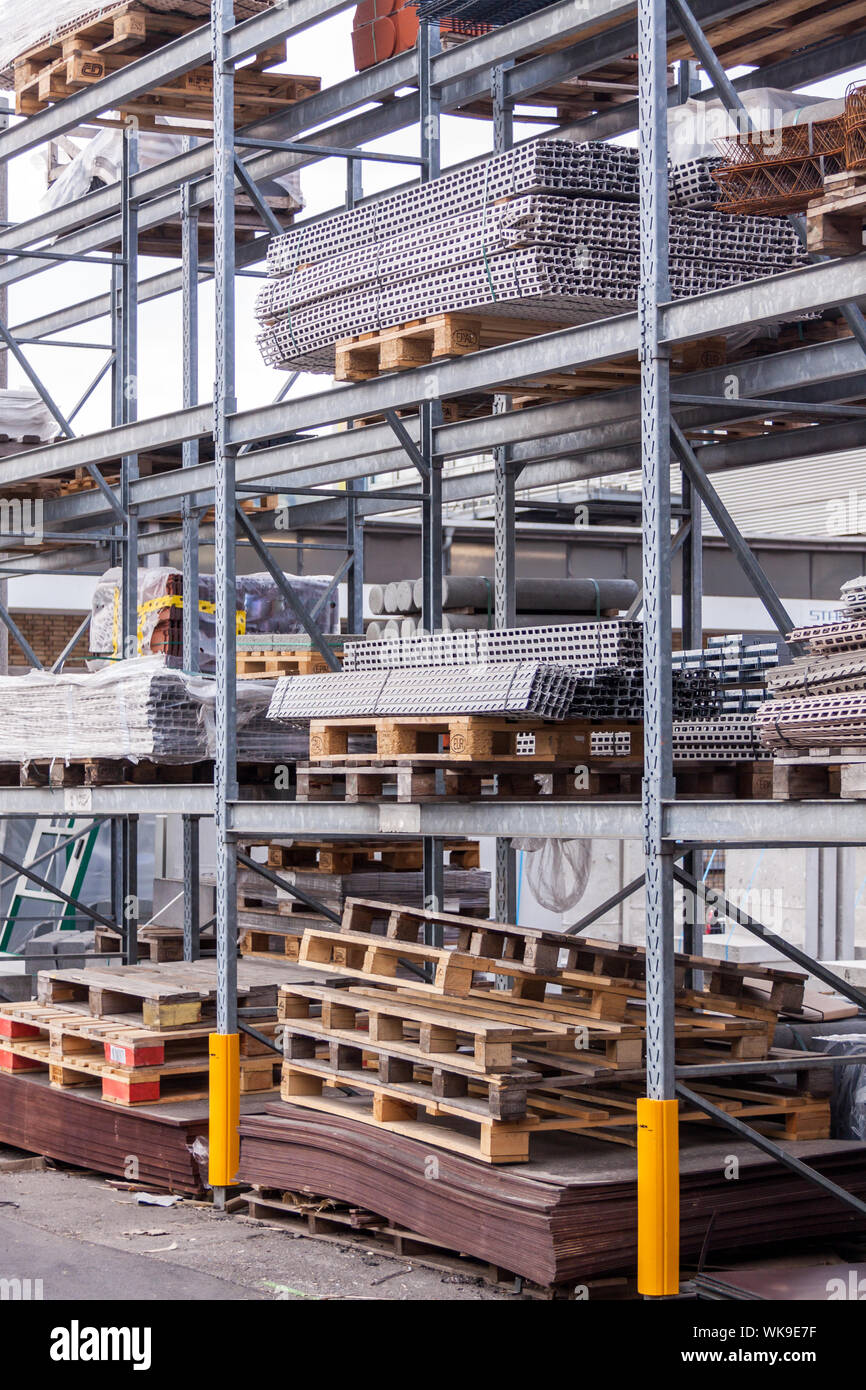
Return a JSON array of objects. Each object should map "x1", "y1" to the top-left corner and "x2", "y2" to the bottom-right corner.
[{"x1": 256, "y1": 141, "x2": 805, "y2": 373}]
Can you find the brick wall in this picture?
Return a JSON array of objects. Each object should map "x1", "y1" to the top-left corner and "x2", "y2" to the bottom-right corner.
[{"x1": 8, "y1": 612, "x2": 90, "y2": 669}]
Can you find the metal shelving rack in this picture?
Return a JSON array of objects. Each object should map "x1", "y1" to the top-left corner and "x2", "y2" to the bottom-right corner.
[{"x1": 1, "y1": 0, "x2": 866, "y2": 1289}]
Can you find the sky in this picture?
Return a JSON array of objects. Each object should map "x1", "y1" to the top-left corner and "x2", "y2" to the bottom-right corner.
[{"x1": 4, "y1": 13, "x2": 866, "y2": 446}]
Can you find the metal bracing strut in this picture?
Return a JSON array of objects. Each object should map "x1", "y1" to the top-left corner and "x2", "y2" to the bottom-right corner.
[{"x1": 670, "y1": 420, "x2": 795, "y2": 641}]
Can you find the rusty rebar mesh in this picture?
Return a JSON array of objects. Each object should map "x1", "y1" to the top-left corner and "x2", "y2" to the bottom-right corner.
[
  {"x1": 712, "y1": 86, "x2": 866, "y2": 213},
  {"x1": 845, "y1": 81, "x2": 866, "y2": 171}
]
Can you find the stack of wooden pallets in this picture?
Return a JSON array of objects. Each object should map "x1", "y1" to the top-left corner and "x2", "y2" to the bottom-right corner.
[
  {"x1": 277, "y1": 899, "x2": 829, "y2": 1163},
  {"x1": 238, "y1": 838, "x2": 488, "y2": 960},
  {"x1": 0, "y1": 959, "x2": 287, "y2": 1105},
  {"x1": 8, "y1": 1, "x2": 320, "y2": 128}
]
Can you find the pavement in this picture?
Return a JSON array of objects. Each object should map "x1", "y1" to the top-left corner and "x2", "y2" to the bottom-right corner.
[{"x1": 0, "y1": 1154, "x2": 514, "y2": 1301}]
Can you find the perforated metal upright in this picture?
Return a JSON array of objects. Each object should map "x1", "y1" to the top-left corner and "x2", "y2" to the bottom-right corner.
[
  {"x1": 492, "y1": 59, "x2": 518, "y2": 925},
  {"x1": 419, "y1": 18, "x2": 445, "y2": 927},
  {"x1": 181, "y1": 132, "x2": 201, "y2": 963},
  {"x1": 210, "y1": 0, "x2": 240, "y2": 1204},
  {"x1": 636, "y1": 0, "x2": 679, "y2": 1298}
]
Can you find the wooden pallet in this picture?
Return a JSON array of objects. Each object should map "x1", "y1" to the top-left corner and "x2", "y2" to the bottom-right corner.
[
  {"x1": 279, "y1": 979, "x2": 626, "y2": 1072},
  {"x1": 772, "y1": 748, "x2": 866, "y2": 800},
  {"x1": 336, "y1": 900, "x2": 802, "y2": 1024},
  {"x1": 263, "y1": 839, "x2": 479, "y2": 872},
  {"x1": 308, "y1": 715, "x2": 642, "y2": 764},
  {"x1": 333, "y1": 312, "x2": 724, "y2": 397},
  {"x1": 94, "y1": 925, "x2": 188, "y2": 963},
  {"x1": 36, "y1": 959, "x2": 284, "y2": 1029},
  {"x1": 241, "y1": 1186, "x2": 576, "y2": 1297},
  {"x1": 236, "y1": 649, "x2": 340, "y2": 679},
  {"x1": 0, "y1": 1033, "x2": 278, "y2": 1104},
  {"x1": 281, "y1": 1060, "x2": 830, "y2": 1163},
  {"x1": 806, "y1": 171, "x2": 866, "y2": 256},
  {"x1": 13, "y1": 2, "x2": 321, "y2": 124},
  {"x1": 298, "y1": 928, "x2": 480, "y2": 999},
  {"x1": 0, "y1": 1000, "x2": 279, "y2": 1103},
  {"x1": 334, "y1": 314, "x2": 557, "y2": 382},
  {"x1": 15, "y1": 758, "x2": 280, "y2": 788},
  {"x1": 299, "y1": 924, "x2": 640, "y2": 1022},
  {"x1": 366, "y1": 983, "x2": 773, "y2": 1067},
  {"x1": 296, "y1": 763, "x2": 630, "y2": 803},
  {"x1": 241, "y1": 925, "x2": 304, "y2": 962}
]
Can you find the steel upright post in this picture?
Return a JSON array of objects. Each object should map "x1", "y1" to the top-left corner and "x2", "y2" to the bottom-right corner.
[
  {"x1": 492, "y1": 60, "x2": 517, "y2": 925},
  {"x1": 637, "y1": 0, "x2": 679, "y2": 1297},
  {"x1": 680, "y1": 472, "x2": 703, "y2": 960},
  {"x1": 209, "y1": 0, "x2": 240, "y2": 1205},
  {"x1": 119, "y1": 120, "x2": 140, "y2": 967},
  {"x1": 345, "y1": 157, "x2": 365, "y2": 638},
  {"x1": 419, "y1": 20, "x2": 444, "y2": 929},
  {"x1": 120, "y1": 121, "x2": 139, "y2": 660},
  {"x1": 181, "y1": 135, "x2": 201, "y2": 962}
]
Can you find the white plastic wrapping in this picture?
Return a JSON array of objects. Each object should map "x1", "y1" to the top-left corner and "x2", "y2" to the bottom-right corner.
[
  {"x1": 90, "y1": 566, "x2": 339, "y2": 669},
  {"x1": 0, "y1": 1, "x2": 272, "y2": 86},
  {"x1": 0, "y1": 388, "x2": 59, "y2": 442},
  {"x1": 511, "y1": 838, "x2": 591, "y2": 915},
  {"x1": 37, "y1": 124, "x2": 304, "y2": 216},
  {"x1": 0, "y1": 655, "x2": 292, "y2": 764}
]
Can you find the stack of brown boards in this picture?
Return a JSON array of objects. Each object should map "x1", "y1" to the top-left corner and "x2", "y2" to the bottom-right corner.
[
  {"x1": 238, "y1": 1102, "x2": 866, "y2": 1287},
  {"x1": 0, "y1": 1068, "x2": 211, "y2": 1193}
]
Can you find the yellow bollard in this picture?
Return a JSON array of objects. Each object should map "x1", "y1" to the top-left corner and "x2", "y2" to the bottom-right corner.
[
  {"x1": 208, "y1": 1033, "x2": 240, "y2": 1189},
  {"x1": 637, "y1": 1096, "x2": 679, "y2": 1296}
]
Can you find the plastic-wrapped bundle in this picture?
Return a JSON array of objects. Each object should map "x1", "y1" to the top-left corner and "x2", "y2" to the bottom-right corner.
[
  {"x1": 0, "y1": 389, "x2": 58, "y2": 442},
  {"x1": 37, "y1": 124, "x2": 303, "y2": 217},
  {"x1": 90, "y1": 567, "x2": 339, "y2": 671},
  {"x1": 0, "y1": 657, "x2": 299, "y2": 765}
]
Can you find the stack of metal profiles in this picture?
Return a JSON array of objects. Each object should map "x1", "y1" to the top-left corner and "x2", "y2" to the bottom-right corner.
[
  {"x1": 840, "y1": 574, "x2": 866, "y2": 616},
  {"x1": 668, "y1": 157, "x2": 725, "y2": 210},
  {"x1": 256, "y1": 142, "x2": 805, "y2": 373},
  {"x1": 673, "y1": 715, "x2": 770, "y2": 761},
  {"x1": 267, "y1": 662, "x2": 578, "y2": 722},
  {"x1": 673, "y1": 635, "x2": 781, "y2": 713},
  {"x1": 0, "y1": 659, "x2": 296, "y2": 764},
  {"x1": 757, "y1": 590, "x2": 866, "y2": 749},
  {"x1": 343, "y1": 621, "x2": 644, "y2": 670},
  {"x1": 340, "y1": 623, "x2": 722, "y2": 720}
]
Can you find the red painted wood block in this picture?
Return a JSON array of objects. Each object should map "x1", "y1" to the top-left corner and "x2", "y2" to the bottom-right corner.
[
  {"x1": 102, "y1": 1076, "x2": 161, "y2": 1104},
  {"x1": 103, "y1": 1040, "x2": 164, "y2": 1067},
  {"x1": 0, "y1": 1049, "x2": 43, "y2": 1071},
  {"x1": 0, "y1": 1017, "x2": 41, "y2": 1038}
]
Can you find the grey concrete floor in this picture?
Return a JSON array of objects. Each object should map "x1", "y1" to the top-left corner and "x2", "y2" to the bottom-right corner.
[{"x1": 0, "y1": 1157, "x2": 514, "y2": 1301}]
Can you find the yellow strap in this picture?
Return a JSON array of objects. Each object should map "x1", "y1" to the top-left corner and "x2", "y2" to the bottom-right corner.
[{"x1": 112, "y1": 592, "x2": 245, "y2": 656}]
